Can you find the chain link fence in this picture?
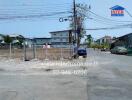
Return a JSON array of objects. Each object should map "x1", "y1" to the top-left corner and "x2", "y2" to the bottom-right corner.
[
  {"x1": 36, "y1": 48, "x2": 73, "y2": 60},
  {"x1": 0, "y1": 44, "x2": 73, "y2": 60}
]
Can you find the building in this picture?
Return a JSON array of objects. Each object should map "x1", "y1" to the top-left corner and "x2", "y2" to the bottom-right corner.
[
  {"x1": 111, "y1": 33, "x2": 132, "y2": 49},
  {"x1": 9, "y1": 34, "x2": 24, "y2": 39},
  {"x1": 0, "y1": 34, "x2": 4, "y2": 43},
  {"x1": 33, "y1": 38, "x2": 51, "y2": 47},
  {"x1": 24, "y1": 37, "x2": 51, "y2": 48},
  {"x1": 25, "y1": 38, "x2": 33, "y2": 48},
  {"x1": 96, "y1": 36, "x2": 112, "y2": 45},
  {"x1": 50, "y1": 30, "x2": 71, "y2": 48}
]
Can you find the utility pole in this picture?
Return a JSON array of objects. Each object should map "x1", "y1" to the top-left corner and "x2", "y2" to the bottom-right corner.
[
  {"x1": 73, "y1": 0, "x2": 77, "y2": 43},
  {"x1": 73, "y1": 0, "x2": 78, "y2": 58}
]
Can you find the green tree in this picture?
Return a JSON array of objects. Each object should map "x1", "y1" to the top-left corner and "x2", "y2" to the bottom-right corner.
[
  {"x1": 101, "y1": 42, "x2": 110, "y2": 49},
  {"x1": 4, "y1": 35, "x2": 12, "y2": 44},
  {"x1": 85, "y1": 34, "x2": 93, "y2": 47},
  {"x1": 16, "y1": 35, "x2": 24, "y2": 45}
]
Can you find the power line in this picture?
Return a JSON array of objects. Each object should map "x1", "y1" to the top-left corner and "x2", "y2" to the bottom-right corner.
[
  {"x1": 0, "y1": 1, "x2": 72, "y2": 21},
  {"x1": 125, "y1": 9, "x2": 132, "y2": 18},
  {"x1": 75, "y1": 4, "x2": 132, "y2": 26},
  {"x1": 0, "y1": 11, "x2": 71, "y2": 20},
  {"x1": 0, "y1": 2, "x2": 71, "y2": 6},
  {"x1": 86, "y1": 17, "x2": 124, "y2": 26},
  {"x1": 88, "y1": 10, "x2": 132, "y2": 23},
  {"x1": 85, "y1": 24, "x2": 132, "y2": 30}
]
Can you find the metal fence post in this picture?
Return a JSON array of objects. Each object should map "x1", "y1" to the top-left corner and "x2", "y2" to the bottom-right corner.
[
  {"x1": 9, "y1": 43, "x2": 12, "y2": 58},
  {"x1": 60, "y1": 43, "x2": 63, "y2": 60},
  {"x1": 32, "y1": 43, "x2": 36, "y2": 59},
  {"x1": 23, "y1": 41, "x2": 27, "y2": 61}
]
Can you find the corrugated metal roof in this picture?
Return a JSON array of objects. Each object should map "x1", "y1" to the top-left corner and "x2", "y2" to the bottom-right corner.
[{"x1": 50, "y1": 30, "x2": 71, "y2": 33}]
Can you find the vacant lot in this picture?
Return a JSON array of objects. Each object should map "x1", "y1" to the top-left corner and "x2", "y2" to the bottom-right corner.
[
  {"x1": 0, "y1": 48, "x2": 72, "y2": 60},
  {"x1": 0, "y1": 49, "x2": 132, "y2": 100}
]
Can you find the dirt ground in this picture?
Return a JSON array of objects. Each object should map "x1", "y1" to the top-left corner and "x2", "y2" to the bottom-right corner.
[{"x1": 0, "y1": 49, "x2": 132, "y2": 100}]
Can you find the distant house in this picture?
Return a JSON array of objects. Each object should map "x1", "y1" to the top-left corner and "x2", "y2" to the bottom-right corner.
[
  {"x1": 96, "y1": 36, "x2": 112, "y2": 45},
  {"x1": 25, "y1": 38, "x2": 33, "y2": 48},
  {"x1": 0, "y1": 34, "x2": 4, "y2": 43},
  {"x1": 33, "y1": 38, "x2": 51, "y2": 47},
  {"x1": 9, "y1": 34, "x2": 24, "y2": 39},
  {"x1": 0, "y1": 34, "x2": 25, "y2": 48},
  {"x1": 24, "y1": 37, "x2": 51, "y2": 48},
  {"x1": 50, "y1": 30, "x2": 71, "y2": 48},
  {"x1": 111, "y1": 33, "x2": 132, "y2": 49},
  {"x1": 9, "y1": 34, "x2": 25, "y2": 44}
]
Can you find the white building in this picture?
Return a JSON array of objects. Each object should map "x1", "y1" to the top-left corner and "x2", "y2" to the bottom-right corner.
[
  {"x1": 50, "y1": 30, "x2": 72, "y2": 48},
  {"x1": 0, "y1": 34, "x2": 4, "y2": 43},
  {"x1": 96, "y1": 36, "x2": 112, "y2": 45}
]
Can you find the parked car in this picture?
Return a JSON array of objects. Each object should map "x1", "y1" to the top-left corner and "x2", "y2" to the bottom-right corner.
[
  {"x1": 110, "y1": 46, "x2": 128, "y2": 54},
  {"x1": 77, "y1": 48, "x2": 87, "y2": 58},
  {"x1": 127, "y1": 48, "x2": 132, "y2": 56}
]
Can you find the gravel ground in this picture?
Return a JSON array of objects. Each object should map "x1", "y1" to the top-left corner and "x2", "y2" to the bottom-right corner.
[{"x1": 0, "y1": 49, "x2": 132, "y2": 100}]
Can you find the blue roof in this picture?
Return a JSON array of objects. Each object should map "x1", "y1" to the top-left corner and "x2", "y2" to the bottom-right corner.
[{"x1": 110, "y1": 5, "x2": 125, "y2": 10}]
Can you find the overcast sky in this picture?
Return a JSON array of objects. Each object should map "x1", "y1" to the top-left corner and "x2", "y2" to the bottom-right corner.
[{"x1": 0, "y1": 0, "x2": 132, "y2": 39}]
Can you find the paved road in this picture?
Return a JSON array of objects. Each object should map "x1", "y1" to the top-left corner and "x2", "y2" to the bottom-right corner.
[{"x1": 0, "y1": 49, "x2": 132, "y2": 100}]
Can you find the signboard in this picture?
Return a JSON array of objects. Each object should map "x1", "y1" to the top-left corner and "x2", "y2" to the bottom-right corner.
[{"x1": 110, "y1": 5, "x2": 125, "y2": 16}]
